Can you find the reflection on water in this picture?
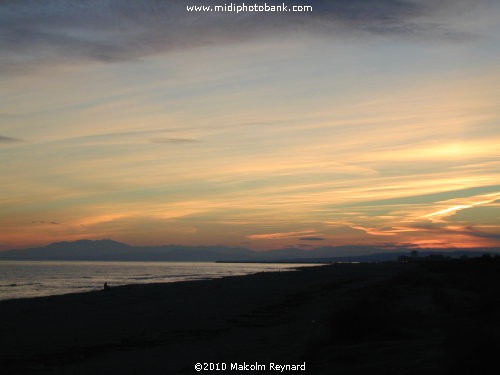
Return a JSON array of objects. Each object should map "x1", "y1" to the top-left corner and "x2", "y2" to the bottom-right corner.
[{"x1": 0, "y1": 261, "x2": 320, "y2": 300}]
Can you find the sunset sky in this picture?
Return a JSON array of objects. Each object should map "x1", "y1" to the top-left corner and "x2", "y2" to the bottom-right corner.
[{"x1": 1, "y1": 0, "x2": 499, "y2": 251}]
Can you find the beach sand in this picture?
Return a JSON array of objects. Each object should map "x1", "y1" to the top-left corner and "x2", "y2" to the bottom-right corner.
[{"x1": 1, "y1": 260, "x2": 499, "y2": 374}]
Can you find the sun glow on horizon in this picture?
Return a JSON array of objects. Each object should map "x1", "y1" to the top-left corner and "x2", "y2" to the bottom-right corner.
[{"x1": 1, "y1": 1, "x2": 499, "y2": 252}]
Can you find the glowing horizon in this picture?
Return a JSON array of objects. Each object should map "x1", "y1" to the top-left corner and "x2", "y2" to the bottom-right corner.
[{"x1": 1, "y1": 1, "x2": 499, "y2": 251}]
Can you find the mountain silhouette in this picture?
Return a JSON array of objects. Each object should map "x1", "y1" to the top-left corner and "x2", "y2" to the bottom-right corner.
[{"x1": 0, "y1": 240, "x2": 498, "y2": 262}]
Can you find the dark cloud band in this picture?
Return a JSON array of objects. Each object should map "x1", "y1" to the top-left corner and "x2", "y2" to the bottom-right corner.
[
  {"x1": 0, "y1": 0, "x2": 477, "y2": 74},
  {"x1": 0, "y1": 135, "x2": 24, "y2": 144},
  {"x1": 299, "y1": 236, "x2": 326, "y2": 241}
]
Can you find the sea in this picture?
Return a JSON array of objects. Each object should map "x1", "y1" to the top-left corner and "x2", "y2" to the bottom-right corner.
[{"x1": 0, "y1": 260, "x2": 319, "y2": 301}]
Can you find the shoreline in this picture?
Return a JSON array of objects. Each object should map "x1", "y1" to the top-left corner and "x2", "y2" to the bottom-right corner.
[
  {"x1": 0, "y1": 263, "x2": 319, "y2": 303},
  {"x1": 0, "y1": 261, "x2": 320, "y2": 302},
  {"x1": 2, "y1": 259, "x2": 498, "y2": 374},
  {"x1": 1, "y1": 263, "x2": 393, "y2": 374}
]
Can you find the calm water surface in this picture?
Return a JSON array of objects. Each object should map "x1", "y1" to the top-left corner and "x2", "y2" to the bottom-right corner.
[{"x1": 0, "y1": 261, "x2": 320, "y2": 300}]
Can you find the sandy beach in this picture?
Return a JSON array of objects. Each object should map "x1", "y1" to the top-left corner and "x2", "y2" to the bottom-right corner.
[{"x1": 1, "y1": 260, "x2": 499, "y2": 374}]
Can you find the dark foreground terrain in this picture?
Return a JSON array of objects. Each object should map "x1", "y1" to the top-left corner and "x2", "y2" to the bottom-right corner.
[{"x1": 1, "y1": 258, "x2": 499, "y2": 374}]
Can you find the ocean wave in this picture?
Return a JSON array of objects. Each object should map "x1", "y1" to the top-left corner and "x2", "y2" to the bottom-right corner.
[{"x1": 0, "y1": 282, "x2": 43, "y2": 287}]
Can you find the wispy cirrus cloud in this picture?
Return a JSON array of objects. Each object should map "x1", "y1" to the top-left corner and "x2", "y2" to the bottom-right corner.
[
  {"x1": 324, "y1": 189, "x2": 500, "y2": 247},
  {"x1": 151, "y1": 138, "x2": 200, "y2": 144},
  {"x1": 422, "y1": 192, "x2": 500, "y2": 222},
  {"x1": 326, "y1": 221, "x2": 397, "y2": 237}
]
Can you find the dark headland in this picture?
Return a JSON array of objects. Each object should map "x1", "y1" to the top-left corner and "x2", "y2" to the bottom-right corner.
[{"x1": 1, "y1": 258, "x2": 500, "y2": 375}]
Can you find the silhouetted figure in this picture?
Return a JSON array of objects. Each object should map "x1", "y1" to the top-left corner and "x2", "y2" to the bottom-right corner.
[{"x1": 103, "y1": 282, "x2": 110, "y2": 291}]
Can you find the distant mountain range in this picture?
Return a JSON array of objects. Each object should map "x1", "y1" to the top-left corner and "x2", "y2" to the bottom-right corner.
[{"x1": 0, "y1": 239, "x2": 498, "y2": 262}]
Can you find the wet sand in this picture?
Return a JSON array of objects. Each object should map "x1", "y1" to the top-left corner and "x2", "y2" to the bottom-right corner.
[
  {"x1": 1, "y1": 260, "x2": 498, "y2": 374},
  {"x1": 0, "y1": 263, "x2": 394, "y2": 374}
]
